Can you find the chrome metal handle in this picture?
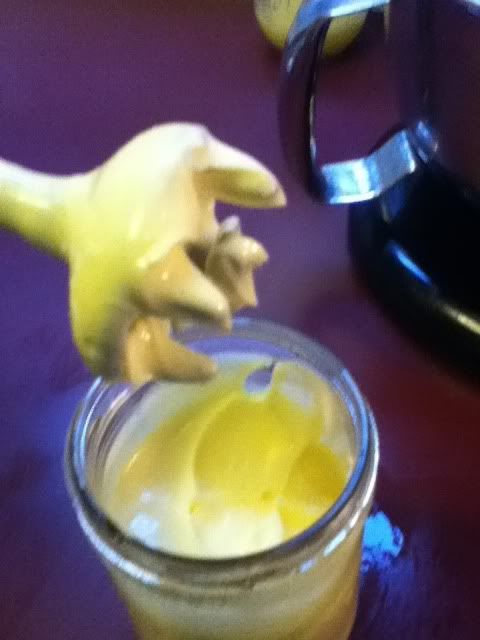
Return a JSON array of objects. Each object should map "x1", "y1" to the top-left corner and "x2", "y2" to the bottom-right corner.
[
  {"x1": 278, "y1": 0, "x2": 419, "y2": 204},
  {"x1": 460, "y1": 0, "x2": 480, "y2": 16}
]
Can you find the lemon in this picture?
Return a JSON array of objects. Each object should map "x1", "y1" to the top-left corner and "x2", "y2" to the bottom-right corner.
[{"x1": 254, "y1": 0, "x2": 367, "y2": 57}]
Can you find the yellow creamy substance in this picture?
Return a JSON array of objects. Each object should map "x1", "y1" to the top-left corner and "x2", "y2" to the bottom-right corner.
[{"x1": 105, "y1": 361, "x2": 351, "y2": 558}]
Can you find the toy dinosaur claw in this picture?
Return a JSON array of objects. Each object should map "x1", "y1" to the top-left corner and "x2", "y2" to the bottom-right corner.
[
  {"x1": 205, "y1": 216, "x2": 268, "y2": 312},
  {"x1": 124, "y1": 317, "x2": 217, "y2": 384},
  {"x1": 137, "y1": 245, "x2": 232, "y2": 330},
  {"x1": 194, "y1": 137, "x2": 287, "y2": 209}
]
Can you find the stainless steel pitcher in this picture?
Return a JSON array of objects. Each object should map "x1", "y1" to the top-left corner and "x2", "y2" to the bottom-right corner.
[{"x1": 279, "y1": 0, "x2": 480, "y2": 204}]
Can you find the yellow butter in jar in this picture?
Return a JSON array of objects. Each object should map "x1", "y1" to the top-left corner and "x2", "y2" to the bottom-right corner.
[{"x1": 66, "y1": 320, "x2": 379, "y2": 640}]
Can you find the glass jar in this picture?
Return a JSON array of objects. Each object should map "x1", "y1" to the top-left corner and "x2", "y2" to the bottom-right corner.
[{"x1": 65, "y1": 318, "x2": 379, "y2": 640}]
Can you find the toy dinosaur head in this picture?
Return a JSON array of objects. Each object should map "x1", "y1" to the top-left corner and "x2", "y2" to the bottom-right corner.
[{"x1": 65, "y1": 123, "x2": 286, "y2": 383}]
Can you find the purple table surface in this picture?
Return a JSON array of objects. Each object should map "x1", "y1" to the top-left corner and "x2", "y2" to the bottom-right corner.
[{"x1": 1, "y1": 1, "x2": 479, "y2": 639}]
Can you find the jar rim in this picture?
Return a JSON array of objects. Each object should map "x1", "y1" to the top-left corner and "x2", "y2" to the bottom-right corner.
[{"x1": 65, "y1": 317, "x2": 379, "y2": 589}]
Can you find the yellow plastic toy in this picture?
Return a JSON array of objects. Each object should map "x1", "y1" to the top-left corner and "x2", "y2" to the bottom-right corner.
[{"x1": 0, "y1": 123, "x2": 286, "y2": 383}]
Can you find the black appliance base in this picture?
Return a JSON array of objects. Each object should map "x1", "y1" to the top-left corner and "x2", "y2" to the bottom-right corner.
[{"x1": 349, "y1": 162, "x2": 480, "y2": 377}]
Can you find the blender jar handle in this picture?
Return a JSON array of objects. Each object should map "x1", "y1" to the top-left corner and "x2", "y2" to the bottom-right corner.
[{"x1": 278, "y1": 0, "x2": 419, "y2": 204}]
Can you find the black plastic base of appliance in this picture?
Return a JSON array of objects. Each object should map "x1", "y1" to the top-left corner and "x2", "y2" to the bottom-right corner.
[{"x1": 348, "y1": 161, "x2": 480, "y2": 378}]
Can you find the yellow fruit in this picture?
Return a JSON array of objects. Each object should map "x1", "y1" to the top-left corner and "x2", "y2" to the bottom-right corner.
[{"x1": 254, "y1": 0, "x2": 366, "y2": 56}]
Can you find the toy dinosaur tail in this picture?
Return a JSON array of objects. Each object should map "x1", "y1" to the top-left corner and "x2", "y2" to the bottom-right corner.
[{"x1": 0, "y1": 158, "x2": 74, "y2": 259}]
